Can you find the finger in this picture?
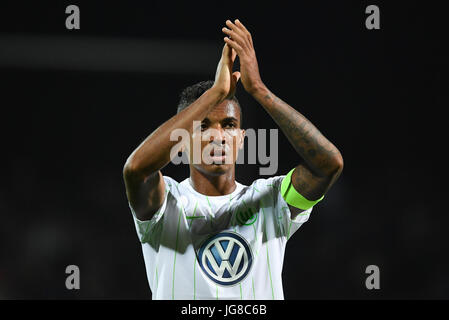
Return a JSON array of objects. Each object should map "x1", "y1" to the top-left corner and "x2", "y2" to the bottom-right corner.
[
  {"x1": 221, "y1": 43, "x2": 232, "y2": 63},
  {"x1": 227, "y1": 19, "x2": 252, "y2": 48},
  {"x1": 224, "y1": 37, "x2": 243, "y2": 55},
  {"x1": 222, "y1": 27, "x2": 246, "y2": 48},
  {"x1": 221, "y1": 42, "x2": 228, "y2": 55},
  {"x1": 231, "y1": 47, "x2": 237, "y2": 62},
  {"x1": 232, "y1": 71, "x2": 241, "y2": 83},
  {"x1": 221, "y1": 27, "x2": 245, "y2": 39},
  {"x1": 235, "y1": 19, "x2": 253, "y2": 46},
  {"x1": 235, "y1": 19, "x2": 250, "y2": 34},
  {"x1": 225, "y1": 19, "x2": 246, "y2": 38}
]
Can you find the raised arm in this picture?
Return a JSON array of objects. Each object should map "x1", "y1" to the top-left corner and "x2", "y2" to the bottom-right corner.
[
  {"x1": 223, "y1": 19, "x2": 343, "y2": 215},
  {"x1": 123, "y1": 44, "x2": 240, "y2": 221}
]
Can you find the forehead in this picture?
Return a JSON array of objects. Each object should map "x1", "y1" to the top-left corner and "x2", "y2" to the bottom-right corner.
[{"x1": 205, "y1": 100, "x2": 240, "y2": 122}]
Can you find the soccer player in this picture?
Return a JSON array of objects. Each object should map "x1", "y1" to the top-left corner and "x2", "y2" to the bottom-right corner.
[{"x1": 123, "y1": 19, "x2": 343, "y2": 300}]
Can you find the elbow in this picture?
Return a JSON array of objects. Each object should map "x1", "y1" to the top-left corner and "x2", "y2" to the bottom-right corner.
[
  {"x1": 123, "y1": 155, "x2": 141, "y2": 180},
  {"x1": 123, "y1": 155, "x2": 156, "y2": 182},
  {"x1": 329, "y1": 151, "x2": 344, "y2": 178},
  {"x1": 316, "y1": 150, "x2": 343, "y2": 179}
]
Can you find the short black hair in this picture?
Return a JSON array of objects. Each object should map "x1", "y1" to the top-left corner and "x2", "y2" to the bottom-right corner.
[{"x1": 177, "y1": 80, "x2": 242, "y2": 125}]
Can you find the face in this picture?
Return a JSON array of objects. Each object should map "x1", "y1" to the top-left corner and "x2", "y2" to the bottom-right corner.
[{"x1": 187, "y1": 100, "x2": 245, "y2": 176}]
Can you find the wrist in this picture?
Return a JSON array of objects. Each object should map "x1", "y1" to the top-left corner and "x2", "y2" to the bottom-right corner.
[
  {"x1": 249, "y1": 81, "x2": 269, "y2": 99},
  {"x1": 208, "y1": 85, "x2": 228, "y2": 102}
]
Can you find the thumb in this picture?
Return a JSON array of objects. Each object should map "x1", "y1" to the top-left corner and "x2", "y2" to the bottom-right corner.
[
  {"x1": 222, "y1": 43, "x2": 231, "y2": 63},
  {"x1": 232, "y1": 71, "x2": 241, "y2": 83},
  {"x1": 231, "y1": 47, "x2": 237, "y2": 62}
]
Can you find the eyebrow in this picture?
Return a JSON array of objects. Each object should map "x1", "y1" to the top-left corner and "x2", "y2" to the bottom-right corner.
[
  {"x1": 221, "y1": 117, "x2": 238, "y2": 123},
  {"x1": 201, "y1": 117, "x2": 239, "y2": 123}
]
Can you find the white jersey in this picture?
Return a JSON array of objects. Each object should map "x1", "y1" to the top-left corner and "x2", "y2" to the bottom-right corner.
[{"x1": 129, "y1": 175, "x2": 313, "y2": 300}]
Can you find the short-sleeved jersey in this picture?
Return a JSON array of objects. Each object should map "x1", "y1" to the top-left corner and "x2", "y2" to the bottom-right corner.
[{"x1": 129, "y1": 175, "x2": 313, "y2": 300}]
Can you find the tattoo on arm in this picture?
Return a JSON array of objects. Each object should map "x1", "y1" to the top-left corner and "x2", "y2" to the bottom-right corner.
[{"x1": 262, "y1": 93, "x2": 341, "y2": 178}]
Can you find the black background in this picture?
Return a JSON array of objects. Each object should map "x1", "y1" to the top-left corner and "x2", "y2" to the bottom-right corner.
[{"x1": 0, "y1": 1, "x2": 447, "y2": 299}]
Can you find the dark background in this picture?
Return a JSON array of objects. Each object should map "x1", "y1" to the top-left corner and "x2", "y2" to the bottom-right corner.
[{"x1": 0, "y1": 1, "x2": 447, "y2": 299}]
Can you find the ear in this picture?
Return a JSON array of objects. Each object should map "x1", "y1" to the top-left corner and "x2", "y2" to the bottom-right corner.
[
  {"x1": 176, "y1": 143, "x2": 187, "y2": 159},
  {"x1": 238, "y1": 129, "x2": 246, "y2": 150},
  {"x1": 181, "y1": 140, "x2": 191, "y2": 155}
]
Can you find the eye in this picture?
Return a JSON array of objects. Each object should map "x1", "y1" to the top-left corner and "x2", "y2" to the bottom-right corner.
[
  {"x1": 201, "y1": 123, "x2": 208, "y2": 131},
  {"x1": 224, "y1": 122, "x2": 236, "y2": 129}
]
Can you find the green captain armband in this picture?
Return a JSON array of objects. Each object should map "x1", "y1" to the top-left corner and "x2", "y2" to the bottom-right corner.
[{"x1": 281, "y1": 169, "x2": 324, "y2": 210}]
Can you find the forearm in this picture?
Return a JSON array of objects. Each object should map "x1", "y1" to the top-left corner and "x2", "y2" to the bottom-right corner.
[
  {"x1": 221, "y1": 19, "x2": 342, "y2": 202},
  {"x1": 124, "y1": 87, "x2": 226, "y2": 178},
  {"x1": 252, "y1": 84, "x2": 343, "y2": 177}
]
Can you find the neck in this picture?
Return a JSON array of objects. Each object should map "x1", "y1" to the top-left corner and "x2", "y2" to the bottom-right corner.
[{"x1": 189, "y1": 167, "x2": 236, "y2": 196}]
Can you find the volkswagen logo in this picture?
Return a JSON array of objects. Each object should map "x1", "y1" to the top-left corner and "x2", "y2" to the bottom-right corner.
[{"x1": 197, "y1": 232, "x2": 253, "y2": 286}]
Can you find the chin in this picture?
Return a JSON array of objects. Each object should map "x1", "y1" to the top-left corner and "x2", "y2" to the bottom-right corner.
[{"x1": 193, "y1": 163, "x2": 233, "y2": 176}]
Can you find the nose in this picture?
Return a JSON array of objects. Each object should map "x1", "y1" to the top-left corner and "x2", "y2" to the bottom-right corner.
[{"x1": 208, "y1": 126, "x2": 226, "y2": 145}]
